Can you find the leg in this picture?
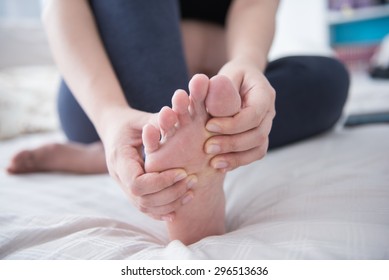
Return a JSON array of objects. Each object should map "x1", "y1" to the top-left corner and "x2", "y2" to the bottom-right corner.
[
  {"x1": 90, "y1": 0, "x2": 189, "y2": 112},
  {"x1": 8, "y1": 0, "x2": 190, "y2": 173},
  {"x1": 181, "y1": 20, "x2": 227, "y2": 77},
  {"x1": 7, "y1": 142, "x2": 107, "y2": 174},
  {"x1": 266, "y1": 56, "x2": 350, "y2": 149},
  {"x1": 7, "y1": 81, "x2": 108, "y2": 174}
]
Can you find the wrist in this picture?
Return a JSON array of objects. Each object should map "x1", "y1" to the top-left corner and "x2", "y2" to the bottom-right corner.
[
  {"x1": 95, "y1": 106, "x2": 151, "y2": 144},
  {"x1": 219, "y1": 56, "x2": 264, "y2": 80},
  {"x1": 228, "y1": 51, "x2": 268, "y2": 73}
]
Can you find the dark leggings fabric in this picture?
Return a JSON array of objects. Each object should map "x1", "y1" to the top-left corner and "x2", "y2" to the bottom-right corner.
[{"x1": 58, "y1": 0, "x2": 349, "y2": 149}]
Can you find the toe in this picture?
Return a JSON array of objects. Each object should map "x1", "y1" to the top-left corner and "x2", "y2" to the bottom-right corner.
[
  {"x1": 188, "y1": 74, "x2": 209, "y2": 116},
  {"x1": 7, "y1": 151, "x2": 33, "y2": 174},
  {"x1": 158, "y1": 106, "x2": 178, "y2": 139},
  {"x1": 206, "y1": 75, "x2": 241, "y2": 117},
  {"x1": 172, "y1": 89, "x2": 191, "y2": 124},
  {"x1": 142, "y1": 124, "x2": 161, "y2": 154}
]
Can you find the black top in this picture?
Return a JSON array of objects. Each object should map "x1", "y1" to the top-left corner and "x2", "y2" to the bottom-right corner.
[{"x1": 179, "y1": 0, "x2": 233, "y2": 26}]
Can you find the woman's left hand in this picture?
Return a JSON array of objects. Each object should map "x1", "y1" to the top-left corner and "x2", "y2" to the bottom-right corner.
[{"x1": 204, "y1": 58, "x2": 276, "y2": 171}]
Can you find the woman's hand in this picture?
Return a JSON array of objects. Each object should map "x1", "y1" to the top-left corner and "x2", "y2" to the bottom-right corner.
[
  {"x1": 101, "y1": 108, "x2": 195, "y2": 221},
  {"x1": 205, "y1": 58, "x2": 276, "y2": 171}
]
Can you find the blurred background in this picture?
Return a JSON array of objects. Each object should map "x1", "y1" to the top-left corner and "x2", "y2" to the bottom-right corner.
[
  {"x1": 0, "y1": 0, "x2": 388, "y2": 140},
  {"x1": 0, "y1": 0, "x2": 52, "y2": 68}
]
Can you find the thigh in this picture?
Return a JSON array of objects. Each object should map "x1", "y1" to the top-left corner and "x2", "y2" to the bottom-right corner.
[
  {"x1": 90, "y1": 0, "x2": 189, "y2": 112},
  {"x1": 266, "y1": 56, "x2": 350, "y2": 149},
  {"x1": 59, "y1": 0, "x2": 190, "y2": 142},
  {"x1": 181, "y1": 20, "x2": 227, "y2": 77}
]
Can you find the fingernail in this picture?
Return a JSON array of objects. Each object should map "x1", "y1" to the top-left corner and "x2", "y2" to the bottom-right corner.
[
  {"x1": 182, "y1": 193, "x2": 193, "y2": 205},
  {"x1": 206, "y1": 144, "x2": 221, "y2": 154},
  {"x1": 206, "y1": 123, "x2": 221, "y2": 133},
  {"x1": 174, "y1": 172, "x2": 187, "y2": 183},
  {"x1": 214, "y1": 161, "x2": 229, "y2": 169},
  {"x1": 186, "y1": 176, "x2": 198, "y2": 189},
  {"x1": 161, "y1": 215, "x2": 174, "y2": 222}
]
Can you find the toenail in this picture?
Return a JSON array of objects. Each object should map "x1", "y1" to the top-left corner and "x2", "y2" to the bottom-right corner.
[
  {"x1": 214, "y1": 161, "x2": 229, "y2": 169},
  {"x1": 182, "y1": 193, "x2": 194, "y2": 205},
  {"x1": 206, "y1": 123, "x2": 222, "y2": 133},
  {"x1": 206, "y1": 144, "x2": 221, "y2": 154}
]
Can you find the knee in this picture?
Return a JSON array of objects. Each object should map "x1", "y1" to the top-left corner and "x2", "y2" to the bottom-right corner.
[
  {"x1": 282, "y1": 56, "x2": 349, "y2": 95},
  {"x1": 311, "y1": 56, "x2": 350, "y2": 97},
  {"x1": 312, "y1": 56, "x2": 350, "y2": 116},
  {"x1": 291, "y1": 56, "x2": 350, "y2": 110}
]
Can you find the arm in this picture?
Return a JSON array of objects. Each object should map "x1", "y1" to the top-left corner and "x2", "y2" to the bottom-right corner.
[
  {"x1": 205, "y1": 0, "x2": 278, "y2": 170},
  {"x1": 42, "y1": 0, "x2": 193, "y2": 220},
  {"x1": 226, "y1": 0, "x2": 278, "y2": 71},
  {"x1": 42, "y1": 0, "x2": 138, "y2": 135}
]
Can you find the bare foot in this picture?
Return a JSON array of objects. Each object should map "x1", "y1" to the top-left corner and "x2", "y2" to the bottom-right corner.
[
  {"x1": 142, "y1": 74, "x2": 241, "y2": 244},
  {"x1": 6, "y1": 142, "x2": 107, "y2": 174}
]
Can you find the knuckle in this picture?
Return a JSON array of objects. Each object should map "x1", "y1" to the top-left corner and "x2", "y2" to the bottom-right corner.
[
  {"x1": 229, "y1": 155, "x2": 241, "y2": 170},
  {"x1": 271, "y1": 108, "x2": 276, "y2": 119},
  {"x1": 129, "y1": 183, "x2": 141, "y2": 197},
  {"x1": 258, "y1": 132, "x2": 268, "y2": 145},
  {"x1": 253, "y1": 109, "x2": 262, "y2": 127},
  {"x1": 269, "y1": 87, "x2": 276, "y2": 100},
  {"x1": 228, "y1": 137, "x2": 239, "y2": 152},
  {"x1": 160, "y1": 171, "x2": 173, "y2": 185},
  {"x1": 258, "y1": 141, "x2": 269, "y2": 160}
]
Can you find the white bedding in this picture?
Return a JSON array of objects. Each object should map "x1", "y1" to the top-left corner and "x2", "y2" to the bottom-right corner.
[{"x1": 1, "y1": 124, "x2": 389, "y2": 260}]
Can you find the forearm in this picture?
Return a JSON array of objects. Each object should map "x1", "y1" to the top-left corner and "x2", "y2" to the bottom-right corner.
[
  {"x1": 42, "y1": 0, "x2": 137, "y2": 137},
  {"x1": 226, "y1": 0, "x2": 279, "y2": 72}
]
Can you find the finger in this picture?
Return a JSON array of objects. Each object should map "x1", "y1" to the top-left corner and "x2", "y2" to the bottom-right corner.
[
  {"x1": 205, "y1": 111, "x2": 274, "y2": 154},
  {"x1": 210, "y1": 140, "x2": 269, "y2": 171},
  {"x1": 138, "y1": 175, "x2": 197, "y2": 208},
  {"x1": 111, "y1": 145, "x2": 144, "y2": 187},
  {"x1": 206, "y1": 106, "x2": 263, "y2": 135},
  {"x1": 139, "y1": 190, "x2": 194, "y2": 218},
  {"x1": 130, "y1": 168, "x2": 189, "y2": 197},
  {"x1": 206, "y1": 84, "x2": 275, "y2": 135}
]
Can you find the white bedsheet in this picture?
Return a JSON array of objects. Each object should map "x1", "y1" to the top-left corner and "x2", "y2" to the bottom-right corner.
[{"x1": 1, "y1": 125, "x2": 388, "y2": 259}]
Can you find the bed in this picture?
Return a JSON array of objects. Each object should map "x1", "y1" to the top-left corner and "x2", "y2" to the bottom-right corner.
[
  {"x1": 1, "y1": 0, "x2": 389, "y2": 260},
  {"x1": 1, "y1": 121, "x2": 389, "y2": 259}
]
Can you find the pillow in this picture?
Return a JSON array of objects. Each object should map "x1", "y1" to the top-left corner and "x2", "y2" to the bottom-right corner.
[{"x1": 0, "y1": 65, "x2": 59, "y2": 139}]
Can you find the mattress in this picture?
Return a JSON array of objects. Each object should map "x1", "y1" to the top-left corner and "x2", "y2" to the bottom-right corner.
[{"x1": 1, "y1": 124, "x2": 388, "y2": 259}]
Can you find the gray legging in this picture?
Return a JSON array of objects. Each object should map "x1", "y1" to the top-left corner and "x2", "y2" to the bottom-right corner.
[{"x1": 57, "y1": 0, "x2": 349, "y2": 149}]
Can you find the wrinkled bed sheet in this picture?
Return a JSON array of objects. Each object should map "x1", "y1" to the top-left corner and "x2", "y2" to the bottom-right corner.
[{"x1": 1, "y1": 125, "x2": 388, "y2": 259}]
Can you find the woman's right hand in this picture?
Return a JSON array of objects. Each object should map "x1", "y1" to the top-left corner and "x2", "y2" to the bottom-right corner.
[{"x1": 100, "y1": 108, "x2": 195, "y2": 222}]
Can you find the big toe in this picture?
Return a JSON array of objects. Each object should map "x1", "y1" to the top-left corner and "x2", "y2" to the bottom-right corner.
[{"x1": 206, "y1": 75, "x2": 241, "y2": 117}]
